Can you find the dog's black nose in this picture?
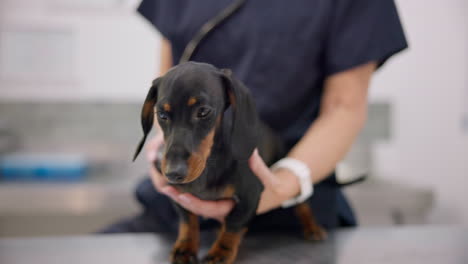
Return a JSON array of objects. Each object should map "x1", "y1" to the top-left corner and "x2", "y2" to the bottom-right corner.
[{"x1": 165, "y1": 163, "x2": 187, "y2": 183}]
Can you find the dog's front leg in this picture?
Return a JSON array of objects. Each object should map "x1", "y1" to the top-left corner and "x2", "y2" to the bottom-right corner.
[
  {"x1": 171, "y1": 205, "x2": 200, "y2": 264},
  {"x1": 202, "y1": 224, "x2": 246, "y2": 264},
  {"x1": 202, "y1": 188, "x2": 260, "y2": 264}
]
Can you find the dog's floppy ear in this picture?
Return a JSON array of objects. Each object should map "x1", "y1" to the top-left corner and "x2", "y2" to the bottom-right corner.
[
  {"x1": 220, "y1": 69, "x2": 258, "y2": 161},
  {"x1": 133, "y1": 78, "x2": 161, "y2": 161}
]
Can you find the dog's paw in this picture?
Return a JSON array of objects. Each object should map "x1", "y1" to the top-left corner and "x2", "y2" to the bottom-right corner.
[
  {"x1": 201, "y1": 252, "x2": 231, "y2": 264},
  {"x1": 170, "y1": 247, "x2": 198, "y2": 264},
  {"x1": 303, "y1": 226, "x2": 328, "y2": 241}
]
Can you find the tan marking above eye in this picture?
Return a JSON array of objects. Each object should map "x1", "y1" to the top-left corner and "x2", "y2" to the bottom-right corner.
[
  {"x1": 187, "y1": 97, "x2": 197, "y2": 106},
  {"x1": 163, "y1": 103, "x2": 171, "y2": 112}
]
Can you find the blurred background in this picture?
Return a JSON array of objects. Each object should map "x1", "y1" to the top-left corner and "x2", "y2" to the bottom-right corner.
[{"x1": 0, "y1": 0, "x2": 466, "y2": 237}]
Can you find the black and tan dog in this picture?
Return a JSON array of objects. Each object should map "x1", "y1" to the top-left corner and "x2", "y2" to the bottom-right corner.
[{"x1": 133, "y1": 62, "x2": 326, "y2": 264}]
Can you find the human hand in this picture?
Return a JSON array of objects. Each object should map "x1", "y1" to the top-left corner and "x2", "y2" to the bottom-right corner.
[
  {"x1": 160, "y1": 188, "x2": 235, "y2": 222},
  {"x1": 169, "y1": 149, "x2": 301, "y2": 220},
  {"x1": 146, "y1": 133, "x2": 168, "y2": 191},
  {"x1": 249, "y1": 149, "x2": 301, "y2": 214}
]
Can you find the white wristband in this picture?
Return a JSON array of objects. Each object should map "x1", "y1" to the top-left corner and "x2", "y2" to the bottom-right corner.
[{"x1": 271, "y1": 158, "x2": 313, "y2": 208}]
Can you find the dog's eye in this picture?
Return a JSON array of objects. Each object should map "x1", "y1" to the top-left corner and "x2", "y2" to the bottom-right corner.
[
  {"x1": 197, "y1": 107, "x2": 211, "y2": 118},
  {"x1": 157, "y1": 111, "x2": 169, "y2": 121}
]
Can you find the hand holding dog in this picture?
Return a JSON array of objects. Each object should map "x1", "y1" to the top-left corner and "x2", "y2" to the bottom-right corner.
[
  {"x1": 146, "y1": 134, "x2": 167, "y2": 191},
  {"x1": 148, "y1": 138, "x2": 300, "y2": 221},
  {"x1": 249, "y1": 149, "x2": 301, "y2": 214}
]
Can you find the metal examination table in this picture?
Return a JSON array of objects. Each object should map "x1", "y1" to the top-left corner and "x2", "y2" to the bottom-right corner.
[{"x1": 1, "y1": 226, "x2": 466, "y2": 264}]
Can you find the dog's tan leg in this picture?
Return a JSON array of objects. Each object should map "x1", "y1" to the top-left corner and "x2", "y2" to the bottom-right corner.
[
  {"x1": 202, "y1": 225, "x2": 246, "y2": 264},
  {"x1": 294, "y1": 202, "x2": 328, "y2": 241},
  {"x1": 171, "y1": 212, "x2": 199, "y2": 264}
]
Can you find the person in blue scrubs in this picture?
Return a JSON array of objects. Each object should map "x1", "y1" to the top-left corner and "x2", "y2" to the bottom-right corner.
[{"x1": 102, "y1": 0, "x2": 408, "y2": 233}]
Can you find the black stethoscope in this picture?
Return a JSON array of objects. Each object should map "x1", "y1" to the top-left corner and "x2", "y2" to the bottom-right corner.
[{"x1": 178, "y1": 0, "x2": 246, "y2": 64}]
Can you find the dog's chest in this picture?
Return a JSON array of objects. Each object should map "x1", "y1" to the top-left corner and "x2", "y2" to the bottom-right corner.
[{"x1": 172, "y1": 182, "x2": 235, "y2": 201}]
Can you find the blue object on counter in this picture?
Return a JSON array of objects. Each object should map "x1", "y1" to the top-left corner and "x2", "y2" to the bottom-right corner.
[{"x1": 0, "y1": 153, "x2": 89, "y2": 182}]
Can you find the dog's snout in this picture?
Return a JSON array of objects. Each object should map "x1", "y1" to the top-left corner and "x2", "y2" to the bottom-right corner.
[
  {"x1": 165, "y1": 163, "x2": 188, "y2": 183},
  {"x1": 166, "y1": 145, "x2": 191, "y2": 160}
]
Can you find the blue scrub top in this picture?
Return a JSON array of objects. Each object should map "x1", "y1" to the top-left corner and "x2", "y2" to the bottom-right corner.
[
  {"x1": 135, "y1": 0, "x2": 408, "y2": 228},
  {"x1": 138, "y1": 0, "x2": 408, "y2": 149}
]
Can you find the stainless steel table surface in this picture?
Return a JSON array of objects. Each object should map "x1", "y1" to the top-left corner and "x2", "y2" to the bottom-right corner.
[{"x1": 0, "y1": 226, "x2": 467, "y2": 264}]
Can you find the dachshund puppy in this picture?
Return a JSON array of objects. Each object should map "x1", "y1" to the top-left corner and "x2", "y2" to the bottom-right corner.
[{"x1": 134, "y1": 62, "x2": 326, "y2": 264}]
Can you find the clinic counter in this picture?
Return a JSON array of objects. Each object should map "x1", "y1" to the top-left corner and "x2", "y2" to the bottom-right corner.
[{"x1": 0, "y1": 226, "x2": 466, "y2": 264}]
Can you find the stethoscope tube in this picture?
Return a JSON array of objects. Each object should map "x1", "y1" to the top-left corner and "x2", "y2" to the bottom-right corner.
[{"x1": 179, "y1": 0, "x2": 246, "y2": 64}]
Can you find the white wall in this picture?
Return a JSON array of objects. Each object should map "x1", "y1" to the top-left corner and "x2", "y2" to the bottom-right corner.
[
  {"x1": 0, "y1": 0, "x2": 160, "y2": 101},
  {"x1": 1, "y1": 0, "x2": 467, "y2": 224},
  {"x1": 371, "y1": 0, "x2": 468, "y2": 224}
]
